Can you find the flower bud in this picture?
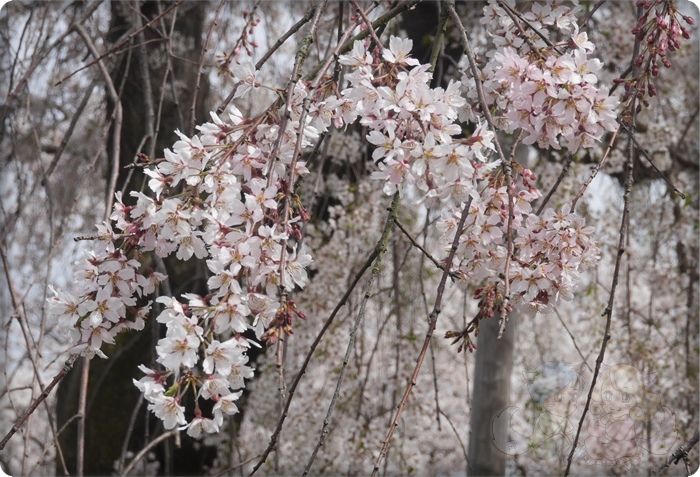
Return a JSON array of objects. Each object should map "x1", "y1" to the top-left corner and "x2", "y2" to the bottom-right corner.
[{"x1": 648, "y1": 83, "x2": 657, "y2": 97}]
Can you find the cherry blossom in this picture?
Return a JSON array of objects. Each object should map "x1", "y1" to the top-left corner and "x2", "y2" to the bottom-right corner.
[{"x1": 48, "y1": 22, "x2": 608, "y2": 436}]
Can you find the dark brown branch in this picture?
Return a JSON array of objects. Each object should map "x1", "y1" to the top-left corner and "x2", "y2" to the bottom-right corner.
[
  {"x1": 654, "y1": 431, "x2": 700, "y2": 476},
  {"x1": 564, "y1": 8, "x2": 643, "y2": 468},
  {"x1": 0, "y1": 354, "x2": 80, "y2": 452}
]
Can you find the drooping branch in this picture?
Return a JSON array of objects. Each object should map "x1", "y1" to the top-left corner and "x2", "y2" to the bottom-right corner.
[
  {"x1": 249, "y1": 241, "x2": 385, "y2": 475},
  {"x1": 302, "y1": 192, "x2": 400, "y2": 476},
  {"x1": 371, "y1": 197, "x2": 473, "y2": 476},
  {"x1": 564, "y1": 8, "x2": 644, "y2": 472}
]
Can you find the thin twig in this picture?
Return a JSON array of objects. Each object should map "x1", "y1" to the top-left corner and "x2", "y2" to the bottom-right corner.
[
  {"x1": 1, "y1": 0, "x2": 103, "y2": 123},
  {"x1": 76, "y1": 358, "x2": 89, "y2": 477},
  {"x1": 134, "y1": 9, "x2": 156, "y2": 158},
  {"x1": 0, "y1": 353, "x2": 80, "y2": 451},
  {"x1": 116, "y1": 395, "x2": 144, "y2": 475},
  {"x1": 350, "y1": 0, "x2": 384, "y2": 53},
  {"x1": 0, "y1": 244, "x2": 67, "y2": 470},
  {"x1": 217, "y1": 6, "x2": 317, "y2": 115},
  {"x1": 438, "y1": 408, "x2": 468, "y2": 465},
  {"x1": 303, "y1": 192, "x2": 400, "y2": 476},
  {"x1": 535, "y1": 155, "x2": 573, "y2": 216},
  {"x1": 498, "y1": 1, "x2": 563, "y2": 54},
  {"x1": 394, "y1": 218, "x2": 457, "y2": 279},
  {"x1": 371, "y1": 197, "x2": 473, "y2": 476},
  {"x1": 582, "y1": 0, "x2": 607, "y2": 27},
  {"x1": 447, "y1": 0, "x2": 508, "y2": 170},
  {"x1": 189, "y1": 0, "x2": 224, "y2": 135},
  {"x1": 570, "y1": 126, "x2": 621, "y2": 212},
  {"x1": 42, "y1": 81, "x2": 97, "y2": 181},
  {"x1": 564, "y1": 10, "x2": 643, "y2": 469},
  {"x1": 304, "y1": 0, "x2": 420, "y2": 82},
  {"x1": 249, "y1": 246, "x2": 383, "y2": 475},
  {"x1": 617, "y1": 118, "x2": 686, "y2": 199},
  {"x1": 215, "y1": 454, "x2": 263, "y2": 476},
  {"x1": 55, "y1": 0, "x2": 184, "y2": 87},
  {"x1": 120, "y1": 430, "x2": 178, "y2": 477},
  {"x1": 265, "y1": 1, "x2": 327, "y2": 190},
  {"x1": 553, "y1": 307, "x2": 593, "y2": 372},
  {"x1": 73, "y1": 24, "x2": 122, "y2": 222}
]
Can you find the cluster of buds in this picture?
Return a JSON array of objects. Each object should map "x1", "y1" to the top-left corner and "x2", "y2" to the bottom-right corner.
[
  {"x1": 217, "y1": 6, "x2": 261, "y2": 72},
  {"x1": 616, "y1": 0, "x2": 695, "y2": 112}
]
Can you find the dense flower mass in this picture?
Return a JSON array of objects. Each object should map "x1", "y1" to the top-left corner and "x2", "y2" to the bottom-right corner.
[
  {"x1": 461, "y1": 0, "x2": 620, "y2": 151},
  {"x1": 49, "y1": 2, "x2": 610, "y2": 434}
]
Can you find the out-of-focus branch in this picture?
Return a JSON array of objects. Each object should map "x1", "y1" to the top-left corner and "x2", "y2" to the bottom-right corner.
[
  {"x1": 119, "y1": 430, "x2": 178, "y2": 477},
  {"x1": 55, "y1": 0, "x2": 184, "y2": 87},
  {"x1": 73, "y1": 24, "x2": 122, "y2": 222},
  {"x1": 1, "y1": 0, "x2": 103, "y2": 123},
  {"x1": 0, "y1": 244, "x2": 68, "y2": 474},
  {"x1": 565, "y1": 8, "x2": 644, "y2": 472},
  {"x1": 394, "y1": 217, "x2": 458, "y2": 279},
  {"x1": 0, "y1": 352, "x2": 80, "y2": 452}
]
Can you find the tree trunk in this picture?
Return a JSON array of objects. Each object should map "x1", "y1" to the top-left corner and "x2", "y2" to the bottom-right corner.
[{"x1": 468, "y1": 311, "x2": 518, "y2": 476}]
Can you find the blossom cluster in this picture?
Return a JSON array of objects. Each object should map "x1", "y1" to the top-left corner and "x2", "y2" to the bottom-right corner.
[
  {"x1": 48, "y1": 246, "x2": 159, "y2": 357},
  {"x1": 49, "y1": 13, "x2": 606, "y2": 435},
  {"x1": 49, "y1": 97, "x2": 320, "y2": 434},
  {"x1": 437, "y1": 167, "x2": 598, "y2": 315},
  {"x1": 337, "y1": 36, "x2": 496, "y2": 206},
  {"x1": 461, "y1": 0, "x2": 620, "y2": 151},
  {"x1": 335, "y1": 35, "x2": 599, "y2": 313}
]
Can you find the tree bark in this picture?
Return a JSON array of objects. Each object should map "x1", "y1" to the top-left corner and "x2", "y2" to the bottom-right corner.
[{"x1": 468, "y1": 311, "x2": 518, "y2": 476}]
